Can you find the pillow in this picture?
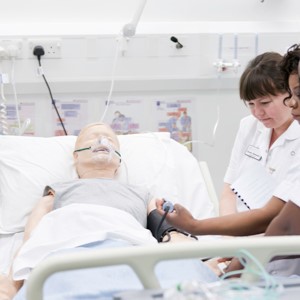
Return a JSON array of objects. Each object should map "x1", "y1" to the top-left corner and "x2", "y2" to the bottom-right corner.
[
  {"x1": 0, "y1": 133, "x2": 214, "y2": 234},
  {"x1": 169, "y1": 138, "x2": 216, "y2": 220},
  {"x1": 117, "y1": 132, "x2": 178, "y2": 199},
  {"x1": 0, "y1": 135, "x2": 78, "y2": 234},
  {"x1": 117, "y1": 133, "x2": 215, "y2": 220}
]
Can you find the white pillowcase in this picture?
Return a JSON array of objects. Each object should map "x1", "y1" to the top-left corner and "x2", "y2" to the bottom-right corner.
[
  {"x1": 0, "y1": 135, "x2": 78, "y2": 234},
  {"x1": 117, "y1": 133, "x2": 178, "y2": 199},
  {"x1": 117, "y1": 133, "x2": 215, "y2": 220},
  {"x1": 0, "y1": 133, "x2": 214, "y2": 234}
]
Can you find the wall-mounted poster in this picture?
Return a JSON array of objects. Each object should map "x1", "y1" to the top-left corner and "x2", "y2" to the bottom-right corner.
[
  {"x1": 105, "y1": 99, "x2": 142, "y2": 135},
  {"x1": 156, "y1": 99, "x2": 193, "y2": 151},
  {"x1": 6, "y1": 102, "x2": 35, "y2": 136},
  {"x1": 52, "y1": 99, "x2": 88, "y2": 136}
]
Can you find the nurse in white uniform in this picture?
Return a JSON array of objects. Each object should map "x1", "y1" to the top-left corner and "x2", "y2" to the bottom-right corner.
[
  {"x1": 220, "y1": 52, "x2": 300, "y2": 216},
  {"x1": 156, "y1": 44, "x2": 300, "y2": 278}
]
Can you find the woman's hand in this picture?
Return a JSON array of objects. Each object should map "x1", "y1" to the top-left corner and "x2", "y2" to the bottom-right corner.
[{"x1": 156, "y1": 199, "x2": 197, "y2": 234}]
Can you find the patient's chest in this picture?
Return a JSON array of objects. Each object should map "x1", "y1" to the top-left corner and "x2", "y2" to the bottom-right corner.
[{"x1": 50, "y1": 178, "x2": 150, "y2": 227}]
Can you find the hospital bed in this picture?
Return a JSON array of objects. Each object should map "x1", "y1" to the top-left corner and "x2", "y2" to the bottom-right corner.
[
  {"x1": 1, "y1": 132, "x2": 300, "y2": 299},
  {"x1": 0, "y1": 131, "x2": 216, "y2": 275},
  {"x1": 26, "y1": 236, "x2": 300, "y2": 300}
]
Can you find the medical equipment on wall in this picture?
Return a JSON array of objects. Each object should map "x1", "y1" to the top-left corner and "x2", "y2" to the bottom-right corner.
[
  {"x1": 0, "y1": 47, "x2": 9, "y2": 135},
  {"x1": 0, "y1": 58, "x2": 17, "y2": 135},
  {"x1": 10, "y1": 57, "x2": 22, "y2": 133},
  {"x1": 0, "y1": 73, "x2": 28, "y2": 136},
  {"x1": 170, "y1": 36, "x2": 184, "y2": 49},
  {"x1": 122, "y1": 0, "x2": 147, "y2": 38},
  {"x1": 0, "y1": 44, "x2": 31, "y2": 136},
  {"x1": 0, "y1": 76, "x2": 8, "y2": 135},
  {"x1": 100, "y1": 0, "x2": 147, "y2": 122},
  {"x1": 213, "y1": 34, "x2": 240, "y2": 73}
]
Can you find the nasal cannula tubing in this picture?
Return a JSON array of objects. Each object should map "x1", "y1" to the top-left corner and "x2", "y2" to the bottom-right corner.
[
  {"x1": 74, "y1": 137, "x2": 122, "y2": 162},
  {"x1": 184, "y1": 105, "x2": 220, "y2": 148}
]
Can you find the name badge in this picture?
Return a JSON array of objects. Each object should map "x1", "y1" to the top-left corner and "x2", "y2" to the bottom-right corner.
[{"x1": 245, "y1": 145, "x2": 262, "y2": 161}]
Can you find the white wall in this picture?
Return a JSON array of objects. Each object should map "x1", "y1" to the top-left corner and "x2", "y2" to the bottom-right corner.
[{"x1": 0, "y1": 0, "x2": 300, "y2": 195}]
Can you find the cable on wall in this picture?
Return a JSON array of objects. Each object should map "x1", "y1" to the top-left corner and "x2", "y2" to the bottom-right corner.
[
  {"x1": 100, "y1": 0, "x2": 147, "y2": 122},
  {"x1": 0, "y1": 79, "x2": 8, "y2": 135},
  {"x1": 0, "y1": 55, "x2": 9, "y2": 135},
  {"x1": 100, "y1": 35, "x2": 121, "y2": 122},
  {"x1": 10, "y1": 56, "x2": 22, "y2": 134},
  {"x1": 33, "y1": 45, "x2": 68, "y2": 136}
]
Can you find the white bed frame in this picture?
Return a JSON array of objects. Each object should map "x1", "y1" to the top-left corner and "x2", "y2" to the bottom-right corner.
[
  {"x1": 199, "y1": 161, "x2": 219, "y2": 215},
  {"x1": 26, "y1": 236, "x2": 300, "y2": 300}
]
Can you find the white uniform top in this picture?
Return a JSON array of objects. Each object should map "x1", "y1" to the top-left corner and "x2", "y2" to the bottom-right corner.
[{"x1": 224, "y1": 115, "x2": 300, "y2": 212}]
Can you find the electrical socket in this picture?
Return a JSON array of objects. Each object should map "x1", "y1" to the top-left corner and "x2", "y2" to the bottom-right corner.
[
  {"x1": 0, "y1": 39, "x2": 22, "y2": 59},
  {"x1": 29, "y1": 39, "x2": 62, "y2": 58}
]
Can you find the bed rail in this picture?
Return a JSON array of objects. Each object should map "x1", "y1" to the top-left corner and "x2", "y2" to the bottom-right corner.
[{"x1": 26, "y1": 236, "x2": 300, "y2": 300}]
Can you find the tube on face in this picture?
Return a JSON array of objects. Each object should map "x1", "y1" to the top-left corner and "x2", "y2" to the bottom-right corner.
[
  {"x1": 74, "y1": 136, "x2": 121, "y2": 163},
  {"x1": 90, "y1": 137, "x2": 113, "y2": 162},
  {"x1": 90, "y1": 136, "x2": 122, "y2": 163}
]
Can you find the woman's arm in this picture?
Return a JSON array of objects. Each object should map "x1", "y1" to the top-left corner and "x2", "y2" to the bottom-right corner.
[
  {"x1": 157, "y1": 196, "x2": 285, "y2": 236},
  {"x1": 224, "y1": 200, "x2": 300, "y2": 276},
  {"x1": 147, "y1": 198, "x2": 197, "y2": 242},
  {"x1": 219, "y1": 183, "x2": 238, "y2": 216},
  {"x1": 265, "y1": 200, "x2": 300, "y2": 236}
]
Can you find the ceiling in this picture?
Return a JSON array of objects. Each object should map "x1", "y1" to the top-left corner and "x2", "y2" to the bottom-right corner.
[
  {"x1": 0, "y1": 0, "x2": 298, "y2": 24},
  {"x1": 0, "y1": 0, "x2": 299, "y2": 36}
]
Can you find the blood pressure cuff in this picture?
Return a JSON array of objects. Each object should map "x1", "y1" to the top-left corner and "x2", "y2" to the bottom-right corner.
[{"x1": 147, "y1": 209, "x2": 177, "y2": 242}]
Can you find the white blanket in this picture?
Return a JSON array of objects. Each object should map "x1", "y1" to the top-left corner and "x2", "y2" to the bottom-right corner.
[{"x1": 13, "y1": 204, "x2": 157, "y2": 280}]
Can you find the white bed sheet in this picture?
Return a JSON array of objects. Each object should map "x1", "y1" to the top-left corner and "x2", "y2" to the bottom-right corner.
[
  {"x1": 0, "y1": 232, "x2": 23, "y2": 275},
  {"x1": 13, "y1": 203, "x2": 156, "y2": 281}
]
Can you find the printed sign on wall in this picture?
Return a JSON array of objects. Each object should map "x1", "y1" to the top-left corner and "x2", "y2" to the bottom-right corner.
[
  {"x1": 156, "y1": 99, "x2": 193, "y2": 151},
  {"x1": 105, "y1": 99, "x2": 143, "y2": 135},
  {"x1": 52, "y1": 99, "x2": 88, "y2": 136},
  {"x1": 6, "y1": 102, "x2": 35, "y2": 136}
]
